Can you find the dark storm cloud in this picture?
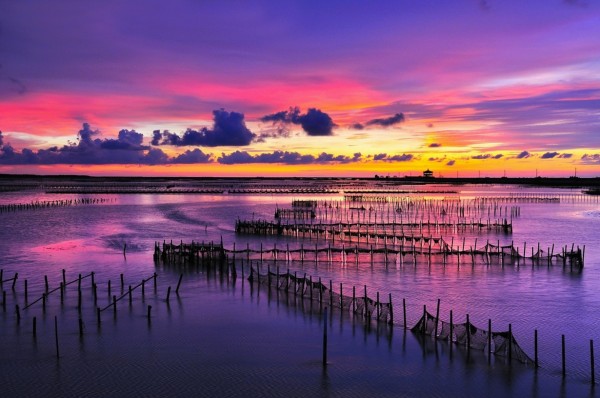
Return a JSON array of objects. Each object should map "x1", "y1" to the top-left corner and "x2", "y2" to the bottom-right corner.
[
  {"x1": 516, "y1": 151, "x2": 531, "y2": 159},
  {"x1": 365, "y1": 113, "x2": 405, "y2": 127},
  {"x1": 152, "y1": 109, "x2": 256, "y2": 146},
  {"x1": 217, "y1": 150, "x2": 361, "y2": 165},
  {"x1": 260, "y1": 107, "x2": 335, "y2": 136}
]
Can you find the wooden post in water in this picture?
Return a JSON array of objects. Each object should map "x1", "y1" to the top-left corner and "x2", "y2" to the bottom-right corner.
[
  {"x1": 435, "y1": 298, "x2": 440, "y2": 337},
  {"x1": 591, "y1": 339, "x2": 596, "y2": 385},
  {"x1": 488, "y1": 319, "x2": 492, "y2": 360},
  {"x1": 33, "y1": 316, "x2": 37, "y2": 338},
  {"x1": 11, "y1": 273, "x2": 18, "y2": 290},
  {"x1": 166, "y1": 286, "x2": 172, "y2": 302},
  {"x1": 450, "y1": 310, "x2": 453, "y2": 345},
  {"x1": 508, "y1": 323, "x2": 512, "y2": 363},
  {"x1": 15, "y1": 304, "x2": 20, "y2": 322},
  {"x1": 24, "y1": 279, "x2": 28, "y2": 303},
  {"x1": 403, "y1": 298, "x2": 407, "y2": 328},
  {"x1": 466, "y1": 314, "x2": 471, "y2": 351},
  {"x1": 147, "y1": 305, "x2": 152, "y2": 319},
  {"x1": 534, "y1": 329, "x2": 538, "y2": 368},
  {"x1": 62, "y1": 269, "x2": 66, "y2": 287},
  {"x1": 176, "y1": 274, "x2": 183, "y2": 295},
  {"x1": 562, "y1": 334, "x2": 566, "y2": 377},
  {"x1": 79, "y1": 318, "x2": 84, "y2": 336},
  {"x1": 364, "y1": 285, "x2": 368, "y2": 320},
  {"x1": 389, "y1": 293, "x2": 393, "y2": 324},
  {"x1": 97, "y1": 307, "x2": 101, "y2": 326},
  {"x1": 54, "y1": 316, "x2": 60, "y2": 359},
  {"x1": 322, "y1": 306, "x2": 328, "y2": 367},
  {"x1": 113, "y1": 295, "x2": 117, "y2": 317},
  {"x1": 44, "y1": 275, "x2": 49, "y2": 293}
]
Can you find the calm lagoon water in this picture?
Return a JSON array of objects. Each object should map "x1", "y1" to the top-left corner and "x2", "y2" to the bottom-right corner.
[{"x1": 0, "y1": 180, "x2": 599, "y2": 397}]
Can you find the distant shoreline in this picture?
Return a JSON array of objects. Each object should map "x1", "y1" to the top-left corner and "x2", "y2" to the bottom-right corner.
[{"x1": 1, "y1": 173, "x2": 599, "y2": 188}]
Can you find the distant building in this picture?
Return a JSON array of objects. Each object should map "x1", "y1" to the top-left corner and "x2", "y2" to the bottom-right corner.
[{"x1": 423, "y1": 169, "x2": 434, "y2": 178}]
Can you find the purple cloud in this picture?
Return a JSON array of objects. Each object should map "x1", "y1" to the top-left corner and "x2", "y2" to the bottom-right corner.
[
  {"x1": 373, "y1": 153, "x2": 414, "y2": 162},
  {"x1": 0, "y1": 124, "x2": 214, "y2": 165},
  {"x1": 541, "y1": 151, "x2": 559, "y2": 159},
  {"x1": 217, "y1": 150, "x2": 361, "y2": 165},
  {"x1": 365, "y1": 113, "x2": 405, "y2": 127},
  {"x1": 472, "y1": 153, "x2": 503, "y2": 160},
  {"x1": 261, "y1": 107, "x2": 335, "y2": 136},
  {"x1": 153, "y1": 109, "x2": 256, "y2": 146},
  {"x1": 100, "y1": 129, "x2": 147, "y2": 150},
  {"x1": 428, "y1": 143, "x2": 441, "y2": 148},
  {"x1": 171, "y1": 149, "x2": 212, "y2": 164},
  {"x1": 516, "y1": 151, "x2": 531, "y2": 159},
  {"x1": 581, "y1": 154, "x2": 600, "y2": 164},
  {"x1": 446, "y1": 160, "x2": 456, "y2": 166}
]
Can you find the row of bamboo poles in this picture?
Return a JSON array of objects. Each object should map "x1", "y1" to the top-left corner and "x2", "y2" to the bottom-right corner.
[
  {"x1": 0, "y1": 197, "x2": 112, "y2": 213},
  {"x1": 153, "y1": 236, "x2": 585, "y2": 272}
]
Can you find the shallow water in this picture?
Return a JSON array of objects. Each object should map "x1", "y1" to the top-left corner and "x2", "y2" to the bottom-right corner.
[{"x1": 0, "y1": 180, "x2": 599, "y2": 396}]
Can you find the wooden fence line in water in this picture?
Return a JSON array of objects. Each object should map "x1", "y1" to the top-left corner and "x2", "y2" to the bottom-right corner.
[
  {"x1": 308, "y1": 198, "x2": 521, "y2": 224},
  {"x1": 236, "y1": 219, "x2": 513, "y2": 236},
  {"x1": 231, "y1": 223, "x2": 583, "y2": 268},
  {"x1": 248, "y1": 266, "x2": 393, "y2": 325},
  {"x1": 154, "y1": 236, "x2": 584, "y2": 276},
  {"x1": 0, "y1": 198, "x2": 112, "y2": 214}
]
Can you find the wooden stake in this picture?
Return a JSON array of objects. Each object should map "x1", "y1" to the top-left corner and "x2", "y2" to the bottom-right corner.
[
  {"x1": 176, "y1": 274, "x2": 183, "y2": 294},
  {"x1": 54, "y1": 316, "x2": 59, "y2": 359},
  {"x1": 591, "y1": 339, "x2": 596, "y2": 385},
  {"x1": 534, "y1": 329, "x2": 538, "y2": 368},
  {"x1": 322, "y1": 307, "x2": 328, "y2": 367},
  {"x1": 562, "y1": 334, "x2": 566, "y2": 377}
]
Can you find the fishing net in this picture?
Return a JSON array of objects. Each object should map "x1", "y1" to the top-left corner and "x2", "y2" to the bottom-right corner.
[
  {"x1": 248, "y1": 268, "x2": 393, "y2": 324},
  {"x1": 411, "y1": 311, "x2": 533, "y2": 364},
  {"x1": 492, "y1": 331, "x2": 534, "y2": 364}
]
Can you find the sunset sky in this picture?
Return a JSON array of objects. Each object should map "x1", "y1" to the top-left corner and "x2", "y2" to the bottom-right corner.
[{"x1": 1, "y1": 0, "x2": 599, "y2": 177}]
